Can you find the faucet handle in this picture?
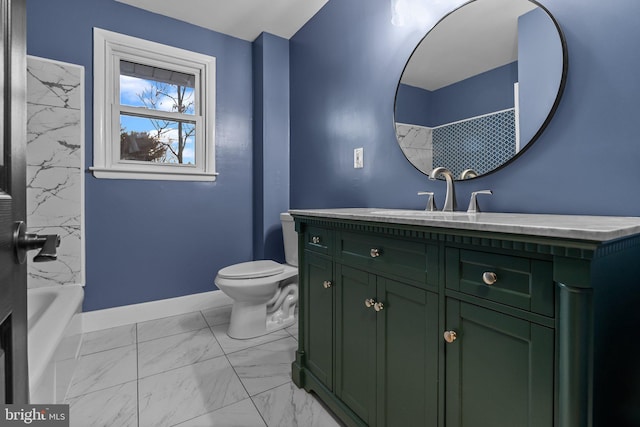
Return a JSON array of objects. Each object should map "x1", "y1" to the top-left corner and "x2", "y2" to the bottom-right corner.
[
  {"x1": 418, "y1": 191, "x2": 437, "y2": 211},
  {"x1": 467, "y1": 190, "x2": 492, "y2": 213}
]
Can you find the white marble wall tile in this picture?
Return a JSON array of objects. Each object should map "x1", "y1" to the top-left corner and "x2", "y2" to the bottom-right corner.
[
  {"x1": 396, "y1": 123, "x2": 433, "y2": 173},
  {"x1": 27, "y1": 225, "x2": 82, "y2": 288},
  {"x1": 137, "y1": 328, "x2": 224, "y2": 378},
  {"x1": 26, "y1": 56, "x2": 84, "y2": 289},
  {"x1": 227, "y1": 336, "x2": 297, "y2": 396},
  {"x1": 252, "y1": 382, "x2": 342, "y2": 427},
  {"x1": 137, "y1": 311, "x2": 209, "y2": 342},
  {"x1": 66, "y1": 344, "x2": 137, "y2": 399},
  {"x1": 80, "y1": 324, "x2": 137, "y2": 356},
  {"x1": 66, "y1": 381, "x2": 137, "y2": 427},
  {"x1": 138, "y1": 356, "x2": 248, "y2": 427},
  {"x1": 173, "y1": 398, "x2": 267, "y2": 427},
  {"x1": 27, "y1": 58, "x2": 83, "y2": 109}
]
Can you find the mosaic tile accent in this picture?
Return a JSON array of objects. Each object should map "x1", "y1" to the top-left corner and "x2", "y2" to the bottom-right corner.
[
  {"x1": 26, "y1": 56, "x2": 84, "y2": 288},
  {"x1": 432, "y1": 109, "x2": 516, "y2": 177}
]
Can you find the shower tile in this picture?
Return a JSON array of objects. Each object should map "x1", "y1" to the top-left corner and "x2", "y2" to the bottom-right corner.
[
  {"x1": 27, "y1": 226, "x2": 82, "y2": 288},
  {"x1": 210, "y1": 323, "x2": 290, "y2": 355},
  {"x1": 138, "y1": 327, "x2": 224, "y2": 378},
  {"x1": 137, "y1": 311, "x2": 208, "y2": 342},
  {"x1": 80, "y1": 324, "x2": 136, "y2": 355},
  {"x1": 66, "y1": 381, "x2": 137, "y2": 427},
  {"x1": 227, "y1": 336, "x2": 297, "y2": 396},
  {"x1": 252, "y1": 381, "x2": 342, "y2": 427},
  {"x1": 202, "y1": 304, "x2": 232, "y2": 327},
  {"x1": 138, "y1": 356, "x2": 248, "y2": 427},
  {"x1": 66, "y1": 344, "x2": 137, "y2": 399},
  {"x1": 173, "y1": 398, "x2": 266, "y2": 427}
]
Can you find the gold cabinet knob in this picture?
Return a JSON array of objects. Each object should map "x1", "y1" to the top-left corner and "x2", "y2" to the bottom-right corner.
[
  {"x1": 374, "y1": 302, "x2": 384, "y2": 312},
  {"x1": 364, "y1": 298, "x2": 376, "y2": 308},
  {"x1": 482, "y1": 272, "x2": 497, "y2": 285},
  {"x1": 323, "y1": 280, "x2": 332, "y2": 289},
  {"x1": 443, "y1": 330, "x2": 457, "y2": 343},
  {"x1": 311, "y1": 236, "x2": 321, "y2": 244},
  {"x1": 370, "y1": 248, "x2": 381, "y2": 258}
]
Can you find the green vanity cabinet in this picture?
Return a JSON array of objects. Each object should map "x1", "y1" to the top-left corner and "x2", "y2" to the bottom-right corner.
[
  {"x1": 334, "y1": 264, "x2": 439, "y2": 427},
  {"x1": 301, "y1": 250, "x2": 334, "y2": 389},
  {"x1": 444, "y1": 299, "x2": 554, "y2": 427},
  {"x1": 291, "y1": 209, "x2": 640, "y2": 427},
  {"x1": 444, "y1": 247, "x2": 556, "y2": 427}
]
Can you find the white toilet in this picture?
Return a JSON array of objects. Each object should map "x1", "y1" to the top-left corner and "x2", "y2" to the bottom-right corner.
[{"x1": 215, "y1": 212, "x2": 298, "y2": 339}]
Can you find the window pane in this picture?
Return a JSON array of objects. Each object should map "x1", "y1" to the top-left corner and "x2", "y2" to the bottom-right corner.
[
  {"x1": 120, "y1": 60, "x2": 195, "y2": 115},
  {"x1": 120, "y1": 114, "x2": 196, "y2": 165}
]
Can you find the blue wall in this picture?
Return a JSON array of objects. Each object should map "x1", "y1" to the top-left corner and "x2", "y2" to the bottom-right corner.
[
  {"x1": 518, "y1": 7, "x2": 564, "y2": 148},
  {"x1": 430, "y1": 62, "x2": 517, "y2": 126},
  {"x1": 27, "y1": 0, "x2": 255, "y2": 310},
  {"x1": 290, "y1": 0, "x2": 640, "y2": 216},
  {"x1": 253, "y1": 33, "x2": 290, "y2": 262},
  {"x1": 396, "y1": 62, "x2": 517, "y2": 127},
  {"x1": 395, "y1": 84, "x2": 432, "y2": 127}
]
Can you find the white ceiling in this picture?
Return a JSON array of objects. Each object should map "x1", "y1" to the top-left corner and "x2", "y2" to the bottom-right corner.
[
  {"x1": 115, "y1": 0, "x2": 538, "y2": 91},
  {"x1": 115, "y1": 0, "x2": 329, "y2": 42},
  {"x1": 401, "y1": 0, "x2": 538, "y2": 91}
]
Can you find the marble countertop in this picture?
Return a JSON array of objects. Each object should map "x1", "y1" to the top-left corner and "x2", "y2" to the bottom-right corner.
[{"x1": 289, "y1": 208, "x2": 640, "y2": 242}]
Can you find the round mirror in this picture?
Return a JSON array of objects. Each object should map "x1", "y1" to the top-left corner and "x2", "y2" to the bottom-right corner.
[{"x1": 394, "y1": 0, "x2": 567, "y2": 180}]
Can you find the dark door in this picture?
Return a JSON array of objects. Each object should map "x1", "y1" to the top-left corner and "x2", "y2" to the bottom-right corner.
[
  {"x1": 0, "y1": 0, "x2": 28, "y2": 404},
  {"x1": 303, "y1": 251, "x2": 334, "y2": 389},
  {"x1": 445, "y1": 299, "x2": 554, "y2": 427},
  {"x1": 335, "y1": 264, "x2": 376, "y2": 426},
  {"x1": 376, "y1": 278, "x2": 439, "y2": 427}
]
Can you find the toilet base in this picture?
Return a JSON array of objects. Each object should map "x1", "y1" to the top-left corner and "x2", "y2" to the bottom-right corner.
[{"x1": 227, "y1": 301, "x2": 296, "y2": 339}]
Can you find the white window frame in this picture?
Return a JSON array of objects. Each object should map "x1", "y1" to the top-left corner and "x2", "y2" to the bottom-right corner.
[{"x1": 92, "y1": 28, "x2": 217, "y2": 181}]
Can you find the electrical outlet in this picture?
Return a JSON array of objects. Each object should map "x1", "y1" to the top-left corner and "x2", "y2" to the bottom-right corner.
[{"x1": 354, "y1": 147, "x2": 364, "y2": 168}]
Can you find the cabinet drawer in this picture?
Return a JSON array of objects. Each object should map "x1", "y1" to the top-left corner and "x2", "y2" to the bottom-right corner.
[
  {"x1": 446, "y1": 248, "x2": 554, "y2": 317},
  {"x1": 303, "y1": 226, "x2": 333, "y2": 255},
  {"x1": 338, "y1": 232, "x2": 435, "y2": 285}
]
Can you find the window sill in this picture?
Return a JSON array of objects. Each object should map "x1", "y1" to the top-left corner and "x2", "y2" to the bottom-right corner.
[{"x1": 90, "y1": 167, "x2": 218, "y2": 182}]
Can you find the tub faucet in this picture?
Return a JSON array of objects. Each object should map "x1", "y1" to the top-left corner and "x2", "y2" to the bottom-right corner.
[{"x1": 429, "y1": 167, "x2": 456, "y2": 211}]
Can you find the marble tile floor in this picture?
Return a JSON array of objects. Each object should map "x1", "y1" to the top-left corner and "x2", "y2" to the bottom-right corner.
[{"x1": 64, "y1": 306, "x2": 343, "y2": 427}]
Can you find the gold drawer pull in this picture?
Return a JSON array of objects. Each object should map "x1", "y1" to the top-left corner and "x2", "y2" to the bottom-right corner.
[
  {"x1": 364, "y1": 298, "x2": 376, "y2": 308},
  {"x1": 370, "y1": 248, "x2": 381, "y2": 258},
  {"x1": 311, "y1": 236, "x2": 321, "y2": 244},
  {"x1": 374, "y1": 302, "x2": 384, "y2": 312},
  {"x1": 322, "y1": 280, "x2": 332, "y2": 289},
  {"x1": 444, "y1": 330, "x2": 457, "y2": 343},
  {"x1": 482, "y1": 271, "x2": 497, "y2": 285}
]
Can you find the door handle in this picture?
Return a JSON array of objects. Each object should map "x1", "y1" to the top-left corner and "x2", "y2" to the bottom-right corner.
[{"x1": 13, "y1": 221, "x2": 61, "y2": 264}]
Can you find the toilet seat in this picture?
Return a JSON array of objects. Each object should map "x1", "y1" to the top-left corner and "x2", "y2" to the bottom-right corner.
[{"x1": 217, "y1": 260, "x2": 284, "y2": 280}]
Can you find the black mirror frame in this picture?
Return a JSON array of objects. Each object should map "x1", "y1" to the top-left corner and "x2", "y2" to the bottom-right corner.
[{"x1": 393, "y1": 0, "x2": 568, "y2": 180}]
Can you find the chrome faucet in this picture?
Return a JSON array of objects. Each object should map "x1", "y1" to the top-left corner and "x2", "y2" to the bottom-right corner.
[
  {"x1": 429, "y1": 167, "x2": 456, "y2": 211},
  {"x1": 459, "y1": 169, "x2": 478, "y2": 180}
]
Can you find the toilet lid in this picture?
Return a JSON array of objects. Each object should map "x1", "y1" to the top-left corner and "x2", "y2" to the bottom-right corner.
[{"x1": 217, "y1": 260, "x2": 285, "y2": 279}]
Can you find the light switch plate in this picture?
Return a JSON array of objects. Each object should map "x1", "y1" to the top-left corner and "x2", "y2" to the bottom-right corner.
[{"x1": 354, "y1": 147, "x2": 364, "y2": 168}]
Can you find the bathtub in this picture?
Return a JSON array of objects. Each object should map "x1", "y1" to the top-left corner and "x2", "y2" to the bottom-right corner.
[{"x1": 28, "y1": 285, "x2": 84, "y2": 403}]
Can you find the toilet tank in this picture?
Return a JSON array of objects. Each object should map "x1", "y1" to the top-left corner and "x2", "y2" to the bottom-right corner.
[{"x1": 280, "y1": 212, "x2": 298, "y2": 267}]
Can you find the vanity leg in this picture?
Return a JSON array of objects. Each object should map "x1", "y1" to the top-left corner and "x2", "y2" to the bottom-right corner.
[{"x1": 557, "y1": 283, "x2": 593, "y2": 427}]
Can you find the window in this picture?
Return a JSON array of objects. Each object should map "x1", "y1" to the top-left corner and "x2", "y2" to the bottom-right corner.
[{"x1": 92, "y1": 29, "x2": 217, "y2": 181}]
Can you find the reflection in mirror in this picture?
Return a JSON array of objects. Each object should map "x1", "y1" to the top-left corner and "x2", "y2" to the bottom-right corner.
[{"x1": 394, "y1": 0, "x2": 566, "y2": 179}]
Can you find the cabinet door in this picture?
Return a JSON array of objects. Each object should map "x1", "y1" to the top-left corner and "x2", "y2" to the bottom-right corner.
[
  {"x1": 445, "y1": 299, "x2": 554, "y2": 427},
  {"x1": 376, "y1": 278, "x2": 439, "y2": 427},
  {"x1": 303, "y1": 251, "x2": 334, "y2": 389},
  {"x1": 335, "y1": 264, "x2": 377, "y2": 426}
]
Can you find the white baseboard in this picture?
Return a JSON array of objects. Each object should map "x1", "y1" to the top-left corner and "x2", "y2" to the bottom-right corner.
[{"x1": 81, "y1": 290, "x2": 233, "y2": 333}]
